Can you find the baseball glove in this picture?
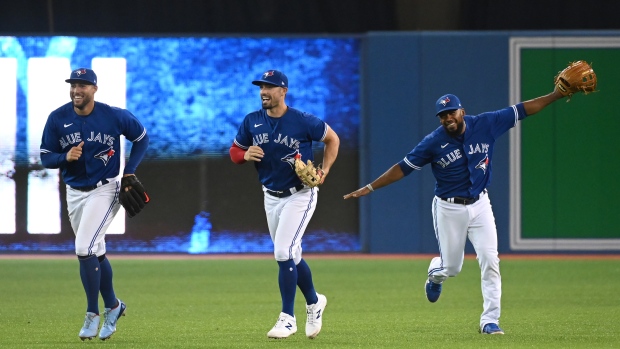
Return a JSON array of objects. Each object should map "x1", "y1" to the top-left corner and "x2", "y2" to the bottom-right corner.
[
  {"x1": 554, "y1": 60, "x2": 597, "y2": 100},
  {"x1": 119, "y1": 175, "x2": 150, "y2": 218},
  {"x1": 294, "y1": 154, "x2": 324, "y2": 188}
]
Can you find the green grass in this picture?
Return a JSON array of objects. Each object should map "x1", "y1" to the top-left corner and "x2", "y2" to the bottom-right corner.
[{"x1": 1, "y1": 257, "x2": 619, "y2": 348}]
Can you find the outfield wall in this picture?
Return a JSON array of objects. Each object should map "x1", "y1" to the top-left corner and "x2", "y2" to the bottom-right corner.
[{"x1": 1, "y1": 31, "x2": 619, "y2": 254}]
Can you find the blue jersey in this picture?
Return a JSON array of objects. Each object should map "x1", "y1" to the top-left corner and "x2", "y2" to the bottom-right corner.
[
  {"x1": 398, "y1": 103, "x2": 527, "y2": 198},
  {"x1": 40, "y1": 101, "x2": 147, "y2": 187},
  {"x1": 234, "y1": 107, "x2": 328, "y2": 191}
]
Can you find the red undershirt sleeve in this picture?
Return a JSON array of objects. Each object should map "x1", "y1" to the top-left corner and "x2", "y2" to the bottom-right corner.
[{"x1": 229, "y1": 143, "x2": 247, "y2": 164}]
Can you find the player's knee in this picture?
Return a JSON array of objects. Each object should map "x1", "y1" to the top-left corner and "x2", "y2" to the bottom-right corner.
[
  {"x1": 293, "y1": 254, "x2": 302, "y2": 265},
  {"x1": 444, "y1": 265, "x2": 462, "y2": 277},
  {"x1": 273, "y1": 249, "x2": 291, "y2": 262},
  {"x1": 478, "y1": 256, "x2": 500, "y2": 274},
  {"x1": 75, "y1": 245, "x2": 98, "y2": 256}
]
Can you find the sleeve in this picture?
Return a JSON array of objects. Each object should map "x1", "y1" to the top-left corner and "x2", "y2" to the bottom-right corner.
[
  {"x1": 121, "y1": 109, "x2": 149, "y2": 174},
  {"x1": 233, "y1": 116, "x2": 252, "y2": 149},
  {"x1": 397, "y1": 136, "x2": 433, "y2": 176},
  {"x1": 124, "y1": 132, "x2": 149, "y2": 174},
  {"x1": 39, "y1": 116, "x2": 68, "y2": 169},
  {"x1": 306, "y1": 113, "x2": 328, "y2": 142},
  {"x1": 229, "y1": 142, "x2": 247, "y2": 164},
  {"x1": 121, "y1": 109, "x2": 147, "y2": 142},
  {"x1": 488, "y1": 104, "x2": 527, "y2": 138}
]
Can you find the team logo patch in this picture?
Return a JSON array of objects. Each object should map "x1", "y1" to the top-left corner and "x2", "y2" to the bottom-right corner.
[
  {"x1": 263, "y1": 70, "x2": 274, "y2": 78},
  {"x1": 439, "y1": 97, "x2": 450, "y2": 106},
  {"x1": 282, "y1": 150, "x2": 300, "y2": 169},
  {"x1": 94, "y1": 146, "x2": 115, "y2": 166},
  {"x1": 75, "y1": 69, "x2": 87, "y2": 76},
  {"x1": 475, "y1": 154, "x2": 489, "y2": 174}
]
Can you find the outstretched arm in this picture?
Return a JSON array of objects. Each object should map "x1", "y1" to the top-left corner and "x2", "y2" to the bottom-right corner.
[
  {"x1": 522, "y1": 88, "x2": 564, "y2": 116},
  {"x1": 343, "y1": 164, "x2": 405, "y2": 199}
]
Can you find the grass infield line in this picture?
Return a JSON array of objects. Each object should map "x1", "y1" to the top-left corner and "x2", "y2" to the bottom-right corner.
[{"x1": 0, "y1": 253, "x2": 619, "y2": 260}]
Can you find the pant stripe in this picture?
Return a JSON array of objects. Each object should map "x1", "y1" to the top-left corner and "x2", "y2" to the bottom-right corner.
[
  {"x1": 288, "y1": 188, "x2": 315, "y2": 259},
  {"x1": 87, "y1": 183, "x2": 120, "y2": 256}
]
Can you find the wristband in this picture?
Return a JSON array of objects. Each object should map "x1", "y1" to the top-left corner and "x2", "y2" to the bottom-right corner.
[{"x1": 366, "y1": 184, "x2": 374, "y2": 192}]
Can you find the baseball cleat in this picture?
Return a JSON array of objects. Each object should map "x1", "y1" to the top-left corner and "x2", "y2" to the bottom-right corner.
[
  {"x1": 305, "y1": 293, "x2": 327, "y2": 339},
  {"x1": 425, "y1": 279, "x2": 442, "y2": 302},
  {"x1": 481, "y1": 323, "x2": 504, "y2": 335},
  {"x1": 267, "y1": 312, "x2": 297, "y2": 339},
  {"x1": 78, "y1": 312, "x2": 100, "y2": 340},
  {"x1": 99, "y1": 299, "x2": 126, "y2": 340}
]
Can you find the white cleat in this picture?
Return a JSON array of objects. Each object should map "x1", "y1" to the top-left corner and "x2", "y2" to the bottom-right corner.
[
  {"x1": 305, "y1": 293, "x2": 327, "y2": 339},
  {"x1": 267, "y1": 312, "x2": 297, "y2": 339},
  {"x1": 79, "y1": 312, "x2": 100, "y2": 341},
  {"x1": 99, "y1": 299, "x2": 126, "y2": 340}
]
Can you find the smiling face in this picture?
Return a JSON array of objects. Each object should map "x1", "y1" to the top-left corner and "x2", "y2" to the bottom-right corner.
[
  {"x1": 438, "y1": 108, "x2": 465, "y2": 137},
  {"x1": 69, "y1": 83, "x2": 97, "y2": 115},
  {"x1": 259, "y1": 83, "x2": 287, "y2": 110},
  {"x1": 258, "y1": 83, "x2": 288, "y2": 117}
]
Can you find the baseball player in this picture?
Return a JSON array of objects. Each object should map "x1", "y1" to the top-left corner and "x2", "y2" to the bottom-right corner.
[
  {"x1": 39, "y1": 68, "x2": 149, "y2": 340},
  {"x1": 229, "y1": 70, "x2": 340, "y2": 339},
  {"x1": 344, "y1": 87, "x2": 568, "y2": 334}
]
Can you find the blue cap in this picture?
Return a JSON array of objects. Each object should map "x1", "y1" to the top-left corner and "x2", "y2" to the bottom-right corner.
[
  {"x1": 252, "y1": 70, "x2": 288, "y2": 88},
  {"x1": 435, "y1": 94, "x2": 462, "y2": 116},
  {"x1": 65, "y1": 68, "x2": 97, "y2": 85}
]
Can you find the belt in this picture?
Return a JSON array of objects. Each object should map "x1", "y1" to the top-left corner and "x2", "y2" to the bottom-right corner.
[
  {"x1": 265, "y1": 184, "x2": 305, "y2": 198},
  {"x1": 441, "y1": 189, "x2": 487, "y2": 205},
  {"x1": 70, "y1": 179, "x2": 110, "y2": 192}
]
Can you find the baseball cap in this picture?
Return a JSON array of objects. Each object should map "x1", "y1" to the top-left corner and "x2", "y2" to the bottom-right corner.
[
  {"x1": 252, "y1": 70, "x2": 288, "y2": 88},
  {"x1": 65, "y1": 68, "x2": 97, "y2": 85},
  {"x1": 435, "y1": 94, "x2": 462, "y2": 116}
]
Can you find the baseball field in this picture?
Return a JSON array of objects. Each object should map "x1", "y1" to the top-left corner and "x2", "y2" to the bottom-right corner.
[{"x1": 1, "y1": 254, "x2": 618, "y2": 348}]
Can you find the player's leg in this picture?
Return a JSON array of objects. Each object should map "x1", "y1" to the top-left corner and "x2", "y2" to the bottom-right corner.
[
  {"x1": 67, "y1": 188, "x2": 101, "y2": 340},
  {"x1": 284, "y1": 188, "x2": 327, "y2": 338},
  {"x1": 98, "y1": 254, "x2": 117, "y2": 309},
  {"x1": 264, "y1": 193, "x2": 298, "y2": 338},
  {"x1": 428, "y1": 197, "x2": 470, "y2": 281},
  {"x1": 98, "y1": 251, "x2": 127, "y2": 340},
  {"x1": 467, "y1": 194, "x2": 502, "y2": 333},
  {"x1": 426, "y1": 197, "x2": 470, "y2": 302},
  {"x1": 295, "y1": 259, "x2": 318, "y2": 304},
  {"x1": 276, "y1": 188, "x2": 327, "y2": 339},
  {"x1": 70, "y1": 183, "x2": 123, "y2": 340},
  {"x1": 85, "y1": 184, "x2": 126, "y2": 340}
]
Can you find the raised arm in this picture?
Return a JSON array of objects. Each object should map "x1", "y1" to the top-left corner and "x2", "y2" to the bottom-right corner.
[{"x1": 522, "y1": 89, "x2": 564, "y2": 117}]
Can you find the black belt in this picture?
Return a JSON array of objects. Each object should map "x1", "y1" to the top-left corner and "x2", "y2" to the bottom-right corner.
[
  {"x1": 441, "y1": 189, "x2": 487, "y2": 205},
  {"x1": 265, "y1": 184, "x2": 305, "y2": 198},
  {"x1": 70, "y1": 179, "x2": 110, "y2": 192}
]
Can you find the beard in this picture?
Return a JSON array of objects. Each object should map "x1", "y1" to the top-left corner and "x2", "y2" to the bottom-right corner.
[
  {"x1": 72, "y1": 96, "x2": 91, "y2": 110},
  {"x1": 261, "y1": 97, "x2": 278, "y2": 110},
  {"x1": 443, "y1": 120, "x2": 465, "y2": 137}
]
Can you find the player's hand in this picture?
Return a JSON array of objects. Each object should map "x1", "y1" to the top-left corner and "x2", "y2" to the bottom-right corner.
[
  {"x1": 343, "y1": 186, "x2": 372, "y2": 199},
  {"x1": 319, "y1": 168, "x2": 329, "y2": 185},
  {"x1": 66, "y1": 141, "x2": 84, "y2": 162},
  {"x1": 244, "y1": 145, "x2": 264, "y2": 162}
]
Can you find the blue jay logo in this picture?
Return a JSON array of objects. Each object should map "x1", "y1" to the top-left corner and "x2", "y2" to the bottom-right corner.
[
  {"x1": 94, "y1": 146, "x2": 115, "y2": 166},
  {"x1": 475, "y1": 154, "x2": 489, "y2": 174},
  {"x1": 281, "y1": 150, "x2": 300, "y2": 169}
]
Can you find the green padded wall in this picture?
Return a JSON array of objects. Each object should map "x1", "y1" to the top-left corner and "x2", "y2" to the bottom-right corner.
[{"x1": 520, "y1": 48, "x2": 620, "y2": 239}]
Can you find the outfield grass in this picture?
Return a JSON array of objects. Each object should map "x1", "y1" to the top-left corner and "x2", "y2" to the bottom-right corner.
[{"x1": 0, "y1": 256, "x2": 619, "y2": 348}]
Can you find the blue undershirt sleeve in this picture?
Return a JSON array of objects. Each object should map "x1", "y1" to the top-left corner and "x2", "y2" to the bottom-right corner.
[{"x1": 123, "y1": 133, "x2": 149, "y2": 174}]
